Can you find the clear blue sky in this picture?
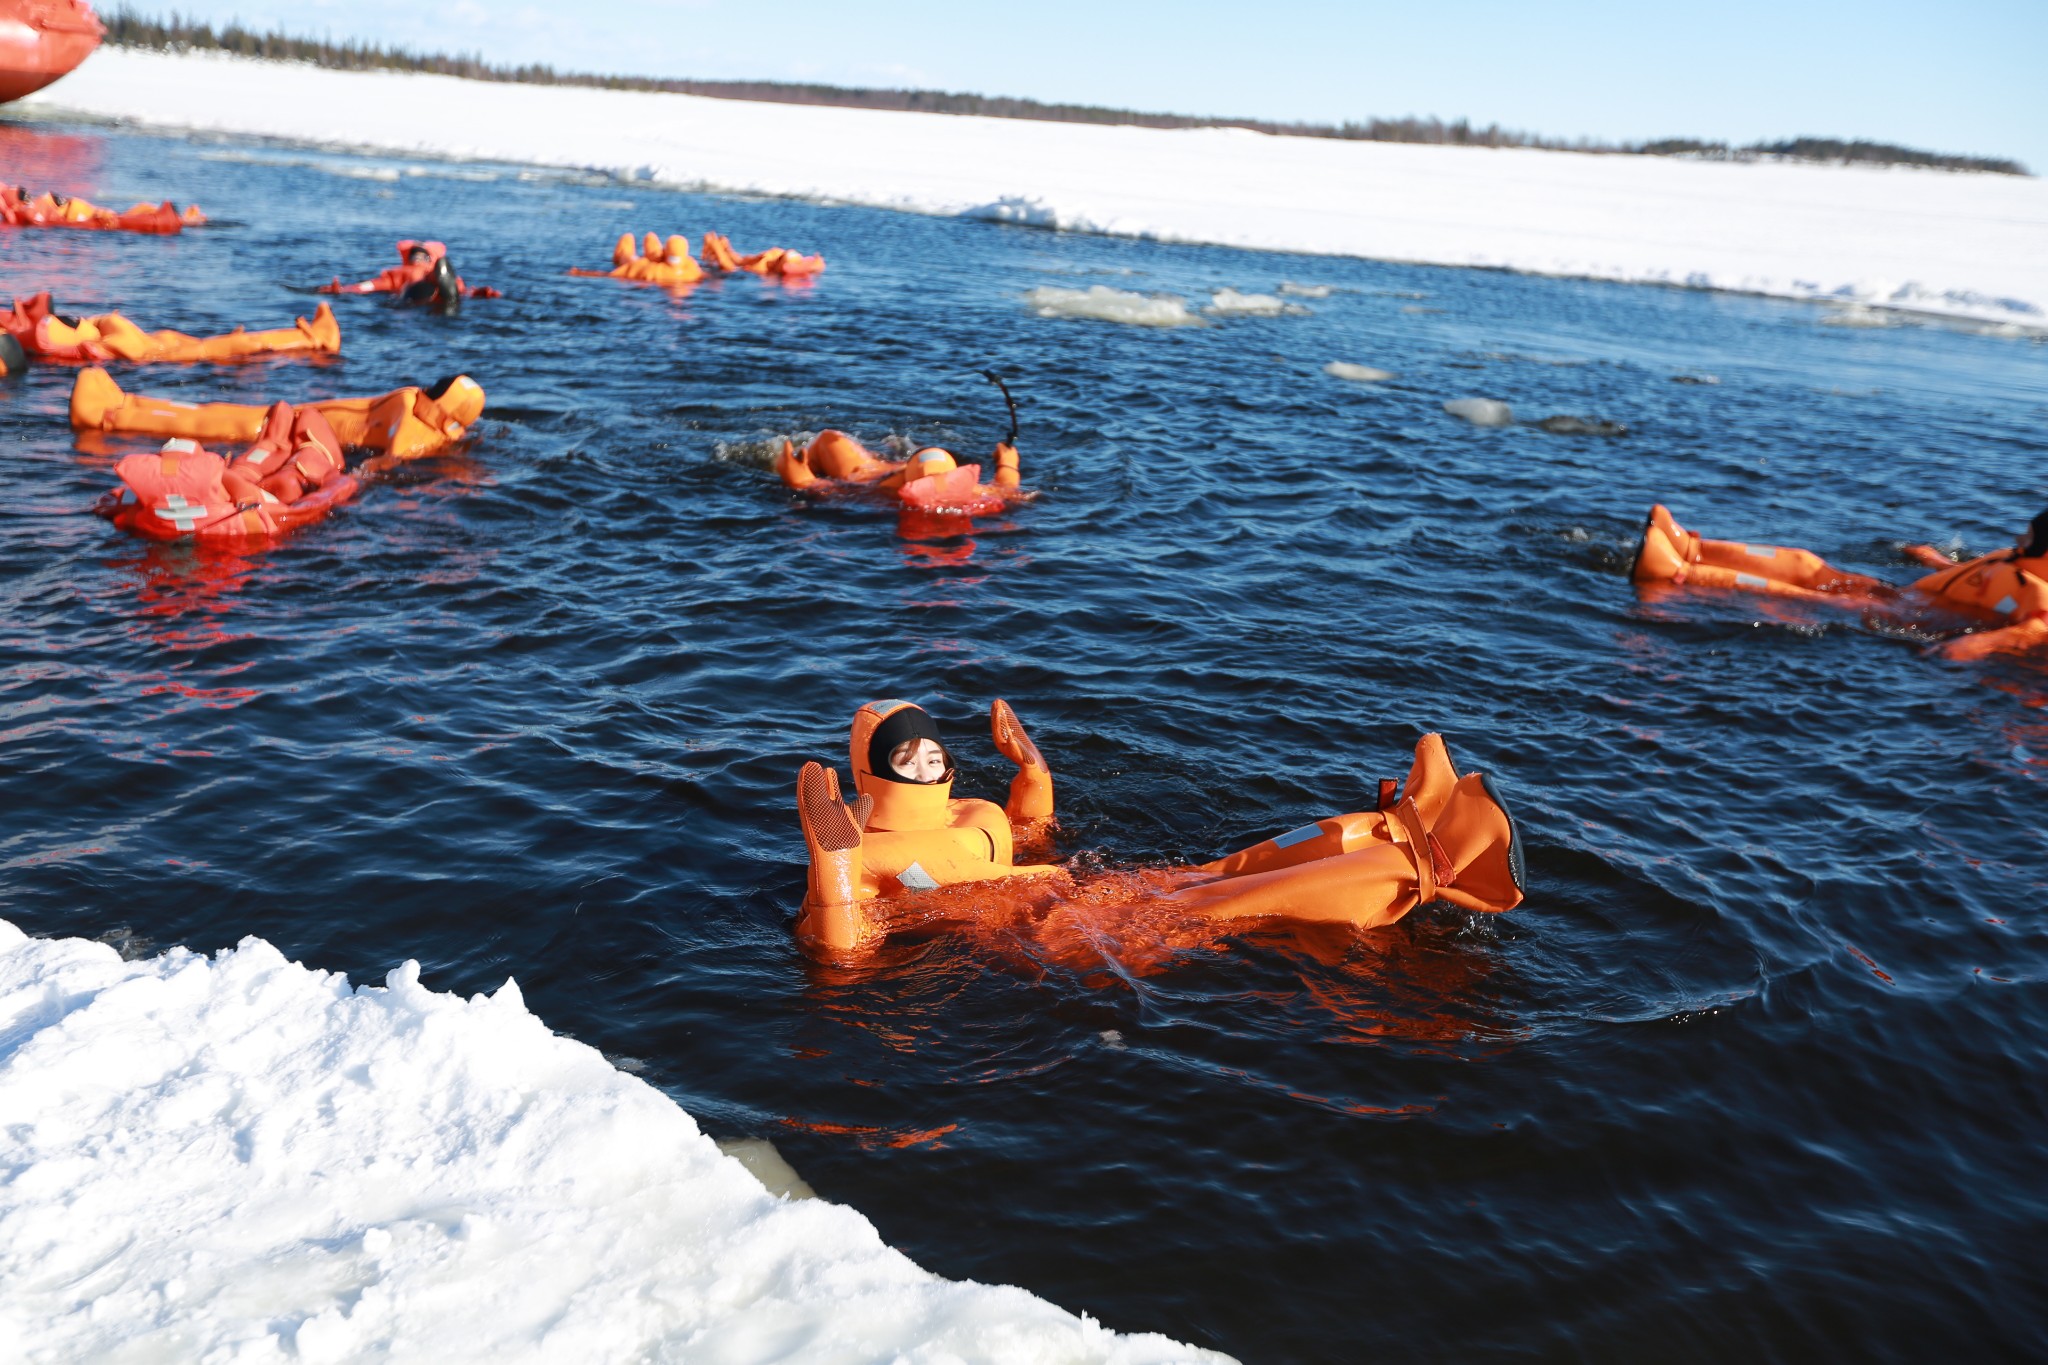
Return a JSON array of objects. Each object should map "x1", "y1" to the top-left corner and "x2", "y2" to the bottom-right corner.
[{"x1": 143, "y1": 1, "x2": 2048, "y2": 170}]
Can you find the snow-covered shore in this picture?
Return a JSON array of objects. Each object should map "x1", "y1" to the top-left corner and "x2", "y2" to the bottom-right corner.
[
  {"x1": 24, "y1": 48, "x2": 2048, "y2": 328},
  {"x1": 0, "y1": 919, "x2": 1227, "y2": 1363}
]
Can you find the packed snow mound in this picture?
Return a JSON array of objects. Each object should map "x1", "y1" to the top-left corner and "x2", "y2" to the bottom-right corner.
[
  {"x1": 1325, "y1": 362, "x2": 1396, "y2": 383},
  {"x1": 0, "y1": 920, "x2": 1232, "y2": 1365},
  {"x1": 1444, "y1": 398, "x2": 1516, "y2": 426},
  {"x1": 23, "y1": 49, "x2": 2048, "y2": 329},
  {"x1": 1024, "y1": 285, "x2": 1204, "y2": 328}
]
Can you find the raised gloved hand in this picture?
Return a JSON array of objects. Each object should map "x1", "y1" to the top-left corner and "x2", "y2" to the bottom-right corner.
[{"x1": 991, "y1": 698, "x2": 1053, "y2": 822}]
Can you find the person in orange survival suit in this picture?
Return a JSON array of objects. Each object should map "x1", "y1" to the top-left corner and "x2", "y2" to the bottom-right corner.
[
  {"x1": 1, "y1": 186, "x2": 205, "y2": 232},
  {"x1": 569, "y1": 232, "x2": 706, "y2": 288},
  {"x1": 1634, "y1": 503, "x2": 2048, "y2": 660},
  {"x1": 793, "y1": 699, "x2": 1525, "y2": 955},
  {"x1": 3, "y1": 291, "x2": 340, "y2": 364},
  {"x1": 698, "y1": 231, "x2": 825, "y2": 278},
  {"x1": 318, "y1": 240, "x2": 501, "y2": 308},
  {"x1": 70, "y1": 366, "x2": 486, "y2": 463},
  {"x1": 776, "y1": 433, "x2": 1025, "y2": 516},
  {"x1": 98, "y1": 401, "x2": 359, "y2": 542}
]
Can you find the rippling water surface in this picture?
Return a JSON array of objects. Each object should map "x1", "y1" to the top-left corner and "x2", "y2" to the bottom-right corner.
[{"x1": 4, "y1": 120, "x2": 2046, "y2": 1362}]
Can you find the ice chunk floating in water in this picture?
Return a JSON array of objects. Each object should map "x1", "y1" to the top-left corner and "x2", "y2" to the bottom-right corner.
[
  {"x1": 1325, "y1": 362, "x2": 1396, "y2": 383},
  {"x1": 0, "y1": 920, "x2": 1232, "y2": 1364},
  {"x1": 1444, "y1": 398, "x2": 1516, "y2": 426},
  {"x1": 1023, "y1": 285, "x2": 1204, "y2": 328},
  {"x1": 1206, "y1": 288, "x2": 1307, "y2": 317}
]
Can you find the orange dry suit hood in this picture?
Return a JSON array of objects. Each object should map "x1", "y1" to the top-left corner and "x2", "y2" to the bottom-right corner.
[{"x1": 850, "y1": 699, "x2": 956, "y2": 831}]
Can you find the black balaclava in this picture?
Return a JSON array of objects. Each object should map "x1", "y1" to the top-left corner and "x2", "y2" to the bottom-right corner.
[
  {"x1": 867, "y1": 705, "x2": 949, "y2": 784},
  {"x1": 2027, "y1": 508, "x2": 2048, "y2": 559}
]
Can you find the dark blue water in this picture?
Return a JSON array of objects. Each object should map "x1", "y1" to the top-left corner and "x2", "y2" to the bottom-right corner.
[{"x1": 3, "y1": 118, "x2": 2045, "y2": 1363}]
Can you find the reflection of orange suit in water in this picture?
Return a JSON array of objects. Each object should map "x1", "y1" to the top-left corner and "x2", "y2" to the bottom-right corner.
[
  {"x1": 794, "y1": 699, "x2": 1526, "y2": 955},
  {"x1": 1634, "y1": 504, "x2": 2048, "y2": 660}
]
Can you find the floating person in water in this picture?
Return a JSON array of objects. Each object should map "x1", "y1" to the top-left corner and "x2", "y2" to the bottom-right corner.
[
  {"x1": 698, "y1": 230, "x2": 825, "y2": 278},
  {"x1": 96, "y1": 401, "x2": 360, "y2": 543},
  {"x1": 1633, "y1": 503, "x2": 2048, "y2": 660},
  {"x1": 793, "y1": 699, "x2": 1525, "y2": 955},
  {"x1": 569, "y1": 232, "x2": 705, "y2": 288},
  {"x1": 70, "y1": 366, "x2": 486, "y2": 463},
  {"x1": 1, "y1": 185, "x2": 205, "y2": 233},
  {"x1": 318, "y1": 240, "x2": 501, "y2": 309},
  {"x1": 777, "y1": 371, "x2": 1031, "y2": 517},
  {"x1": 2, "y1": 290, "x2": 340, "y2": 364}
]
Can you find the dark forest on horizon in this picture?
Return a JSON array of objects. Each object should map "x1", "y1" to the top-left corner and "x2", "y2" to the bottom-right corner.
[{"x1": 102, "y1": 9, "x2": 2029, "y2": 176}]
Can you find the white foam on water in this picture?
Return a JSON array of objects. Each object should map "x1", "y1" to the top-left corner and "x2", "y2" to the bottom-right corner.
[
  {"x1": 1325, "y1": 362, "x2": 1395, "y2": 382},
  {"x1": 1024, "y1": 285, "x2": 1204, "y2": 328},
  {"x1": 1444, "y1": 397, "x2": 1516, "y2": 426},
  {"x1": 23, "y1": 49, "x2": 2048, "y2": 329},
  {"x1": 0, "y1": 919, "x2": 1232, "y2": 1364}
]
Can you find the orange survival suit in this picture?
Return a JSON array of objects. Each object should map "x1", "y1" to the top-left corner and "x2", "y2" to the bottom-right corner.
[
  {"x1": 70, "y1": 366, "x2": 486, "y2": 462},
  {"x1": 0, "y1": 186, "x2": 205, "y2": 233},
  {"x1": 699, "y1": 231, "x2": 825, "y2": 278},
  {"x1": 97, "y1": 401, "x2": 358, "y2": 542},
  {"x1": 318, "y1": 241, "x2": 501, "y2": 301},
  {"x1": 570, "y1": 232, "x2": 706, "y2": 287},
  {"x1": 776, "y1": 431, "x2": 1025, "y2": 515},
  {"x1": 1, "y1": 291, "x2": 341, "y2": 364},
  {"x1": 1634, "y1": 503, "x2": 2048, "y2": 660},
  {"x1": 794, "y1": 700, "x2": 1526, "y2": 954}
]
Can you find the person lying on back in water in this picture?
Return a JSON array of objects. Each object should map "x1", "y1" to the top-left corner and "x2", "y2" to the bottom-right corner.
[{"x1": 1633, "y1": 503, "x2": 2048, "y2": 659}]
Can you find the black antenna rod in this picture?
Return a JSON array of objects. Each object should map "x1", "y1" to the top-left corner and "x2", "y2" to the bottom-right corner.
[{"x1": 980, "y1": 369, "x2": 1019, "y2": 446}]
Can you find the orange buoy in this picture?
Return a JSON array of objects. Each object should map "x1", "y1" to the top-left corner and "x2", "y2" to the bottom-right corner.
[{"x1": 794, "y1": 700, "x2": 1525, "y2": 954}]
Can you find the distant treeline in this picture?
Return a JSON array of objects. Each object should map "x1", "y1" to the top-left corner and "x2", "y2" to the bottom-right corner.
[
  {"x1": 103, "y1": 10, "x2": 2029, "y2": 176},
  {"x1": 1640, "y1": 136, "x2": 2024, "y2": 176}
]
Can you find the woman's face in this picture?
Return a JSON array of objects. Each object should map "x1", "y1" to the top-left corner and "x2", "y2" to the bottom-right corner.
[{"x1": 889, "y1": 737, "x2": 948, "y2": 783}]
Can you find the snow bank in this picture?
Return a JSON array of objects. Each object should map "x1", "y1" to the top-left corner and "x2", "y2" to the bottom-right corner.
[
  {"x1": 24, "y1": 49, "x2": 2048, "y2": 328},
  {"x1": 0, "y1": 919, "x2": 1229, "y2": 1364}
]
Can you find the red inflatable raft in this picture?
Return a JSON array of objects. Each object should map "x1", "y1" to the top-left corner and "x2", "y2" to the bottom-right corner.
[{"x1": 0, "y1": 0, "x2": 101, "y2": 104}]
